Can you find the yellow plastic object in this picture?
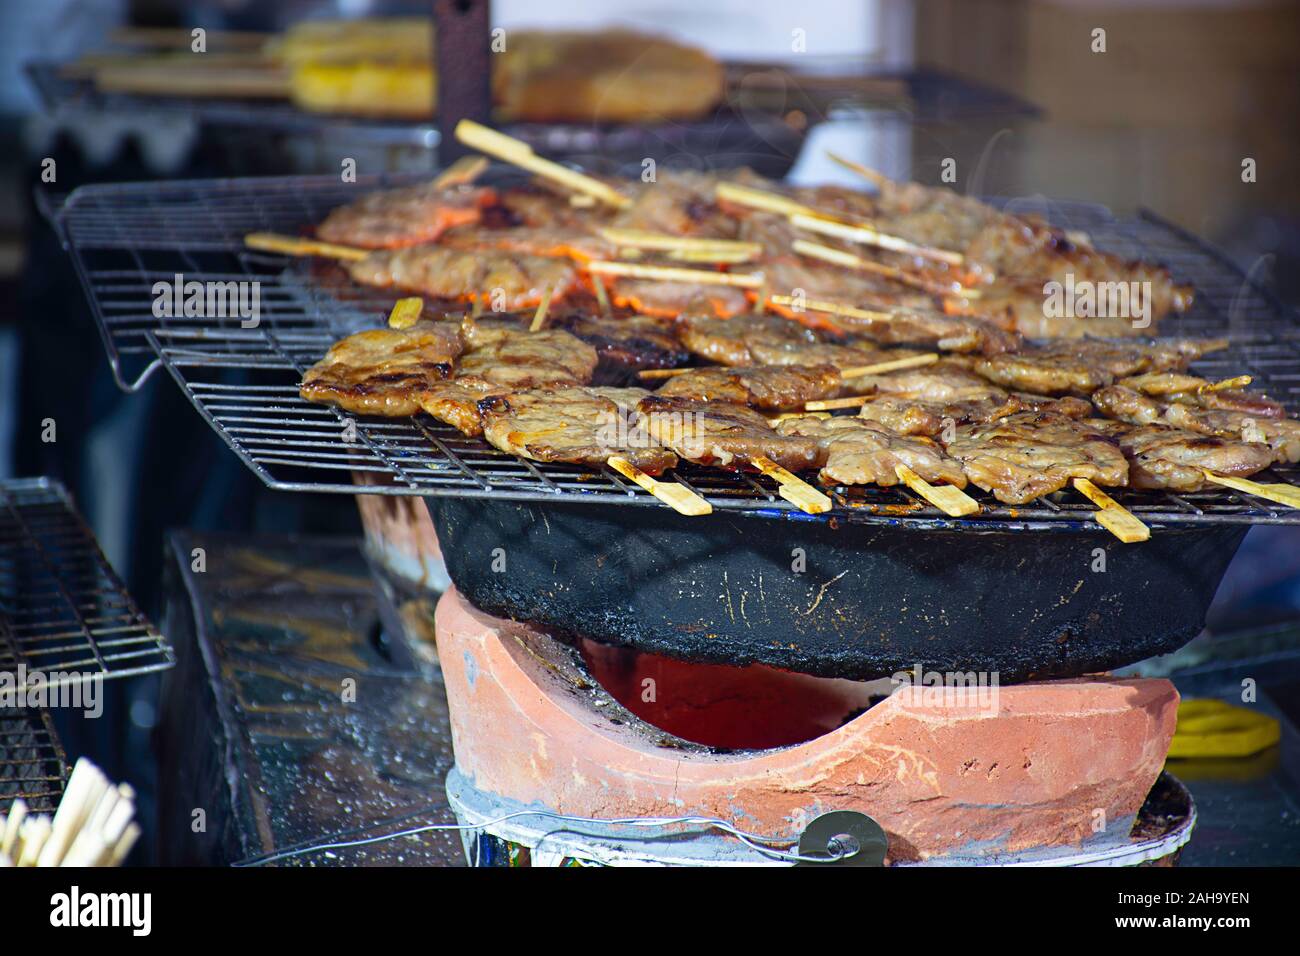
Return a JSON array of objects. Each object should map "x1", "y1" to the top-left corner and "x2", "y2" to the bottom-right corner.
[{"x1": 1167, "y1": 698, "x2": 1280, "y2": 759}]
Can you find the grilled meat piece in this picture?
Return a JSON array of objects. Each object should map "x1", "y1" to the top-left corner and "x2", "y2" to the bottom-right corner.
[
  {"x1": 675, "y1": 313, "x2": 818, "y2": 366},
  {"x1": 440, "y1": 222, "x2": 615, "y2": 263},
  {"x1": 974, "y1": 279, "x2": 1156, "y2": 340},
  {"x1": 480, "y1": 386, "x2": 677, "y2": 474},
  {"x1": 1090, "y1": 421, "x2": 1275, "y2": 492},
  {"x1": 944, "y1": 412, "x2": 1128, "y2": 503},
  {"x1": 417, "y1": 325, "x2": 598, "y2": 436},
  {"x1": 611, "y1": 171, "x2": 737, "y2": 239},
  {"x1": 973, "y1": 338, "x2": 1228, "y2": 396},
  {"x1": 790, "y1": 303, "x2": 1020, "y2": 355},
  {"x1": 655, "y1": 363, "x2": 845, "y2": 411},
  {"x1": 857, "y1": 393, "x2": 1022, "y2": 437},
  {"x1": 636, "y1": 395, "x2": 822, "y2": 472},
  {"x1": 549, "y1": 312, "x2": 689, "y2": 382},
  {"x1": 852, "y1": 388, "x2": 1087, "y2": 438},
  {"x1": 1118, "y1": 373, "x2": 1286, "y2": 418},
  {"x1": 774, "y1": 416, "x2": 966, "y2": 488},
  {"x1": 317, "y1": 183, "x2": 495, "y2": 249},
  {"x1": 962, "y1": 218, "x2": 1194, "y2": 320},
  {"x1": 609, "y1": 279, "x2": 750, "y2": 319},
  {"x1": 758, "y1": 249, "x2": 945, "y2": 313},
  {"x1": 853, "y1": 360, "x2": 1006, "y2": 403},
  {"x1": 346, "y1": 245, "x2": 579, "y2": 311},
  {"x1": 1093, "y1": 384, "x2": 1300, "y2": 463},
  {"x1": 299, "y1": 323, "x2": 463, "y2": 416}
]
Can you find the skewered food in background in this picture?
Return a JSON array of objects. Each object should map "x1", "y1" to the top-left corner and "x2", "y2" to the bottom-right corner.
[
  {"x1": 973, "y1": 338, "x2": 1228, "y2": 396},
  {"x1": 771, "y1": 295, "x2": 1021, "y2": 355},
  {"x1": 81, "y1": 22, "x2": 725, "y2": 123},
  {"x1": 316, "y1": 181, "x2": 496, "y2": 249},
  {"x1": 479, "y1": 386, "x2": 676, "y2": 473},
  {"x1": 773, "y1": 415, "x2": 966, "y2": 488},
  {"x1": 675, "y1": 312, "x2": 922, "y2": 370},
  {"x1": 299, "y1": 321, "x2": 463, "y2": 415},
  {"x1": 944, "y1": 412, "x2": 1129, "y2": 503},
  {"x1": 345, "y1": 245, "x2": 579, "y2": 312}
]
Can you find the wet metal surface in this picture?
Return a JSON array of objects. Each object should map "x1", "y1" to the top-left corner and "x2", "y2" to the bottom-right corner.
[
  {"x1": 158, "y1": 531, "x2": 461, "y2": 866},
  {"x1": 1161, "y1": 629, "x2": 1300, "y2": 865}
]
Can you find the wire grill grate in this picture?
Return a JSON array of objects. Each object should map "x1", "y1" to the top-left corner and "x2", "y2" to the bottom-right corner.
[
  {"x1": 49, "y1": 174, "x2": 1300, "y2": 528},
  {"x1": 0, "y1": 708, "x2": 69, "y2": 815},
  {"x1": 1, "y1": 479, "x2": 174, "y2": 690}
]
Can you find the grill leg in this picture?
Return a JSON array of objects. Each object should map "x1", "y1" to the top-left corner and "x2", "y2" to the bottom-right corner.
[{"x1": 433, "y1": 0, "x2": 492, "y2": 164}]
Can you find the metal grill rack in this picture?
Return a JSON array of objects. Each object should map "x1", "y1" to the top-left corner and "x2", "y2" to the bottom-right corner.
[
  {"x1": 1, "y1": 478, "x2": 174, "y2": 690},
  {"x1": 48, "y1": 174, "x2": 1300, "y2": 528},
  {"x1": 0, "y1": 708, "x2": 69, "y2": 814}
]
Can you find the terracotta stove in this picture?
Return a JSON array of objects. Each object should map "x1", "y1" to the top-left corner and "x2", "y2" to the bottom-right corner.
[{"x1": 434, "y1": 586, "x2": 1194, "y2": 867}]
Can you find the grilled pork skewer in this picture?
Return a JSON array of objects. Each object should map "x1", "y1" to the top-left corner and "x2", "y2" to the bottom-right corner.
[
  {"x1": 653, "y1": 363, "x2": 847, "y2": 412},
  {"x1": 635, "y1": 395, "x2": 831, "y2": 513},
  {"x1": 417, "y1": 321, "x2": 599, "y2": 436},
  {"x1": 972, "y1": 338, "x2": 1228, "y2": 396},
  {"x1": 825, "y1": 154, "x2": 1193, "y2": 321},
  {"x1": 347, "y1": 245, "x2": 581, "y2": 312},
  {"x1": 1090, "y1": 420, "x2": 1276, "y2": 492},
  {"x1": 480, "y1": 386, "x2": 673, "y2": 473},
  {"x1": 299, "y1": 320, "x2": 463, "y2": 416},
  {"x1": 315, "y1": 155, "x2": 492, "y2": 249},
  {"x1": 943, "y1": 412, "x2": 1130, "y2": 505},
  {"x1": 673, "y1": 312, "x2": 928, "y2": 371},
  {"x1": 477, "y1": 384, "x2": 710, "y2": 516},
  {"x1": 772, "y1": 415, "x2": 978, "y2": 516},
  {"x1": 1092, "y1": 384, "x2": 1300, "y2": 464},
  {"x1": 244, "y1": 230, "x2": 582, "y2": 312},
  {"x1": 767, "y1": 295, "x2": 1021, "y2": 355},
  {"x1": 316, "y1": 180, "x2": 494, "y2": 249}
]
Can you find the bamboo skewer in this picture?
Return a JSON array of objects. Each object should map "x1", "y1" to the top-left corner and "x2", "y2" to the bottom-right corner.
[
  {"x1": 715, "y1": 181, "x2": 821, "y2": 219},
  {"x1": 825, "y1": 150, "x2": 892, "y2": 188},
  {"x1": 586, "y1": 260, "x2": 763, "y2": 288},
  {"x1": 1072, "y1": 478, "x2": 1151, "y2": 543},
  {"x1": 791, "y1": 214, "x2": 965, "y2": 266},
  {"x1": 387, "y1": 296, "x2": 425, "y2": 329},
  {"x1": 607, "y1": 456, "x2": 712, "y2": 516},
  {"x1": 840, "y1": 353, "x2": 940, "y2": 377},
  {"x1": 895, "y1": 464, "x2": 980, "y2": 517},
  {"x1": 639, "y1": 352, "x2": 938, "y2": 388},
  {"x1": 598, "y1": 229, "x2": 762, "y2": 258},
  {"x1": 1199, "y1": 375, "x2": 1252, "y2": 393},
  {"x1": 529, "y1": 286, "x2": 556, "y2": 331},
  {"x1": 244, "y1": 232, "x2": 368, "y2": 261},
  {"x1": 751, "y1": 456, "x2": 833, "y2": 514},
  {"x1": 667, "y1": 248, "x2": 759, "y2": 264},
  {"x1": 433, "y1": 154, "x2": 490, "y2": 190},
  {"x1": 793, "y1": 239, "x2": 980, "y2": 299},
  {"x1": 1202, "y1": 471, "x2": 1300, "y2": 509},
  {"x1": 455, "y1": 120, "x2": 630, "y2": 209},
  {"x1": 767, "y1": 294, "x2": 898, "y2": 324},
  {"x1": 715, "y1": 181, "x2": 964, "y2": 266},
  {"x1": 0, "y1": 758, "x2": 136, "y2": 867}
]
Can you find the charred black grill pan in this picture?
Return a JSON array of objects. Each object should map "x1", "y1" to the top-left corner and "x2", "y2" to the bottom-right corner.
[{"x1": 428, "y1": 497, "x2": 1246, "y2": 683}]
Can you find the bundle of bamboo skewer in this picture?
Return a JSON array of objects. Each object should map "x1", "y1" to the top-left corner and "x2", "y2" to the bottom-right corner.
[{"x1": 0, "y1": 758, "x2": 140, "y2": 867}]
